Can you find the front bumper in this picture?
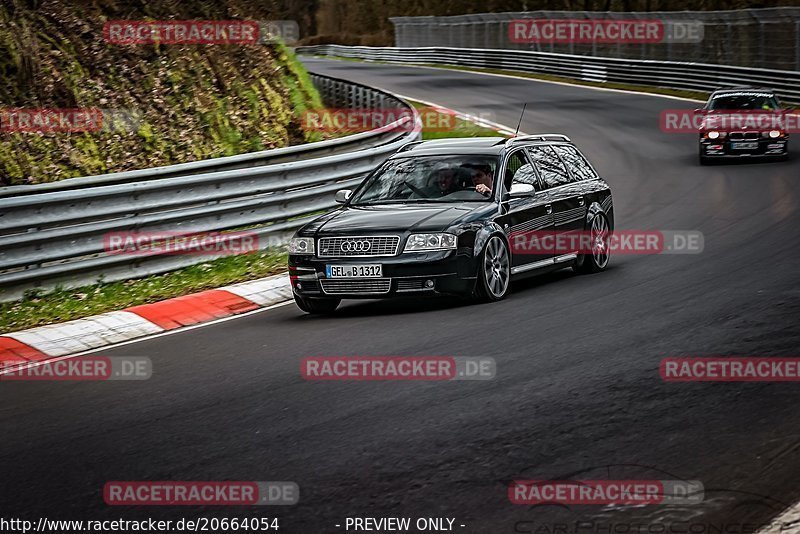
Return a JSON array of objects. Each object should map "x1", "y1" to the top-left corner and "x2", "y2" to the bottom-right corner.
[
  {"x1": 288, "y1": 250, "x2": 476, "y2": 299},
  {"x1": 700, "y1": 137, "x2": 788, "y2": 159}
]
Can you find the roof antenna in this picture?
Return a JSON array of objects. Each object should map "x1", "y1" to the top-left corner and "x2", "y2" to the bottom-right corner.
[{"x1": 514, "y1": 103, "x2": 527, "y2": 138}]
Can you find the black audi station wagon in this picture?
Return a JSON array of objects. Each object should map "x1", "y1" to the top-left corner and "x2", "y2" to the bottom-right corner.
[{"x1": 288, "y1": 135, "x2": 614, "y2": 314}]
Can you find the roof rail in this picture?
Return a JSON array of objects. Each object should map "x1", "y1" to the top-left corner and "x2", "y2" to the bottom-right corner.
[
  {"x1": 505, "y1": 134, "x2": 571, "y2": 144},
  {"x1": 397, "y1": 140, "x2": 424, "y2": 152}
]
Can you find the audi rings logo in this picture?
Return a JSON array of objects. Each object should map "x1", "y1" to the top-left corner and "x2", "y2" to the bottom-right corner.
[{"x1": 341, "y1": 240, "x2": 372, "y2": 253}]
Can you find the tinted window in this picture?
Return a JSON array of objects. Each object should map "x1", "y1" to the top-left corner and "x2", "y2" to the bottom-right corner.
[
  {"x1": 708, "y1": 92, "x2": 780, "y2": 111},
  {"x1": 526, "y1": 146, "x2": 570, "y2": 188},
  {"x1": 505, "y1": 151, "x2": 538, "y2": 188},
  {"x1": 349, "y1": 155, "x2": 497, "y2": 204},
  {"x1": 553, "y1": 145, "x2": 597, "y2": 182}
]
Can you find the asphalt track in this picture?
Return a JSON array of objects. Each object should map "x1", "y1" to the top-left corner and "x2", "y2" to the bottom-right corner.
[{"x1": 1, "y1": 57, "x2": 800, "y2": 532}]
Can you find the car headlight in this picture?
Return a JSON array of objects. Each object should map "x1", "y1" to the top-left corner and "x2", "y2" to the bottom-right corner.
[
  {"x1": 403, "y1": 233, "x2": 457, "y2": 252},
  {"x1": 769, "y1": 130, "x2": 782, "y2": 138},
  {"x1": 289, "y1": 237, "x2": 315, "y2": 255},
  {"x1": 707, "y1": 130, "x2": 720, "y2": 139}
]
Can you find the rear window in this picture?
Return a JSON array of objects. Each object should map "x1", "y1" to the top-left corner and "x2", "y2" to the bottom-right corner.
[
  {"x1": 526, "y1": 146, "x2": 570, "y2": 188},
  {"x1": 552, "y1": 145, "x2": 597, "y2": 182}
]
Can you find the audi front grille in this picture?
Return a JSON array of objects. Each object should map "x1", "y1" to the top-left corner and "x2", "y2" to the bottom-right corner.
[
  {"x1": 320, "y1": 279, "x2": 392, "y2": 295},
  {"x1": 317, "y1": 236, "x2": 400, "y2": 258}
]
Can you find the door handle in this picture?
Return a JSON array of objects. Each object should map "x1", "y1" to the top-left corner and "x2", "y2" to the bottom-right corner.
[
  {"x1": 545, "y1": 204, "x2": 553, "y2": 214},
  {"x1": 578, "y1": 196, "x2": 585, "y2": 206}
]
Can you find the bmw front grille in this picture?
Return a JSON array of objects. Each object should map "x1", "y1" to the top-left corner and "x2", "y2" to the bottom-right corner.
[{"x1": 317, "y1": 236, "x2": 400, "y2": 258}]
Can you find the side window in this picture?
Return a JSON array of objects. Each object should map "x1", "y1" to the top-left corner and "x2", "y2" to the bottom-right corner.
[
  {"x1": 553, "y1": 145, "x2": 598, "y2": 182},
  {"x1": 526, "y1": 146, "x2": 570, "y2": 188},
  {"x1": 503, "y1": 150, "x2": 536, "y2": 189},
  {"x1": 506, "y1": 150, "x2": 538, "y2": 188}
]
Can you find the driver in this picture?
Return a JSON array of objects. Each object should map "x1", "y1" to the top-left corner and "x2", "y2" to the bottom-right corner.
[{"x1": 463, "y1": 163, "x2": 494, "y2": 196}]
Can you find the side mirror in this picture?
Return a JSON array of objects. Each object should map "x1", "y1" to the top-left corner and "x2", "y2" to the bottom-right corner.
[
  {"x1": 509, "y1": 183, "x2": 535, "y2": 197},
  {"x1": 334, "y1": 189, "x2": 352, "y2": 204}
]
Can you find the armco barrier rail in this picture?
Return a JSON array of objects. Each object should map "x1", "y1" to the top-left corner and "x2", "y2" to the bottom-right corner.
[
  {"x1": 297, "y1": 45, "x2": 800, "y2": 105},
  {"x1": 0, "y1": 74, "x2": 420, "y2": 301}
]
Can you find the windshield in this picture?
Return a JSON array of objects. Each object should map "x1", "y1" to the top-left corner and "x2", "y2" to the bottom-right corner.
[
  {"x1": 708, "y1": 92, "x2": 780, "y2": 111},
  {"x1": 349, "y1": 155, "x2": 498, "y2": 205}
]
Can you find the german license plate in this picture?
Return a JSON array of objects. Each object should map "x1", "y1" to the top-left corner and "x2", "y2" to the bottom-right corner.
[
  {"x1": 731, "y1": 141, "x2": 758, "y2": 150},
  {"x1": 326, "y1": 264, "x2": 382, "y2": 278}
]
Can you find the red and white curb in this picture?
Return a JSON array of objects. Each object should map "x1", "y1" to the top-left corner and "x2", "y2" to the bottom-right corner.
[{"x1": 0, "y1": 273, "x2": 292, "y2": 368}]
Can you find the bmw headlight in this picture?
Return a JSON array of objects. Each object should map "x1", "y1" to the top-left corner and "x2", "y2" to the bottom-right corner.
[
  {"x1": 403, "y1": 233, "x2": 457, "y2": 253},
  {"x1": 289, "y1": 237, "x2": 315, "y2": 255},
  {"x1": 707, "y1": 130, "x2": 720, "y2": 139}
]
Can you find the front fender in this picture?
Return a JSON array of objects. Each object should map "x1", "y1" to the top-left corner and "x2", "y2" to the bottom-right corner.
[
  {"x1": 585, "y1": 202, "x2": 614, "y2": 230},
  {"x1": 473, "y1": 221, "x2": 507, "y2": 258}
]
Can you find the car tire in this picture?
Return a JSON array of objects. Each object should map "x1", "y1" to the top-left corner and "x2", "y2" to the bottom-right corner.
[
  {"x1": 699, "y1": 154, "x2": 711, "y2": 165},
  {"x1": 473, "y1": 235, "x2": 510, "y2": 302},
  {"x1": 574, "y1": 212, "x2": 610, "y2": 274},
  {"x1": 294, "y1": 295, "x2": 341, "y2": 314}
]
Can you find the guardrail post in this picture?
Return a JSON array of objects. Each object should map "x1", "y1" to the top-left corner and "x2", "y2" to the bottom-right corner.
[{"x1": 796, "y1": 21, "x2": 800, "y2": 71}]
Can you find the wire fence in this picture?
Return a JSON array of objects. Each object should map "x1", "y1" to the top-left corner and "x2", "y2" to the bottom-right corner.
[{"x1": 390, "y1": 7, "x2": 800, "y2": 71}]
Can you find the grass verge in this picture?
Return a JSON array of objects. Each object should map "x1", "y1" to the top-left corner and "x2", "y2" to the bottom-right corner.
[
  {"x1": 0, "y1": 251, "x2": 286, "y2": 334},
  {"x1": 408, "y1": 100, "x2": 508, "y2": 140}
]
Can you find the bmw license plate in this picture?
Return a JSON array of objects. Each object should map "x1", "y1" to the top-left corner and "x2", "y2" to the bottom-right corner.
[
  {"x1": 731, "y1": 141, "x2": 758, "y2": 150},
  {"x1": 326, "y1": 264, "x2": 382, "y2": 278}
]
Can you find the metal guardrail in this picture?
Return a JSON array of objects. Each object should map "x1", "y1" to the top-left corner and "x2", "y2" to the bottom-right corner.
[
  {"x1": 0, "y1": 74, "x2": 421, "y2": 301},
  {"x1": 297, "y1": 44, "x2": 800, "y2": 105}
]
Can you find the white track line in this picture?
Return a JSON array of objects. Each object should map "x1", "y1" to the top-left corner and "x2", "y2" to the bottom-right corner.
[
  {"x1": 307, "y1": 55, "x2": 706, "y2": 103},
  {"x1": 396, "y1": 93, "x2": 522, "y2": 136}
]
